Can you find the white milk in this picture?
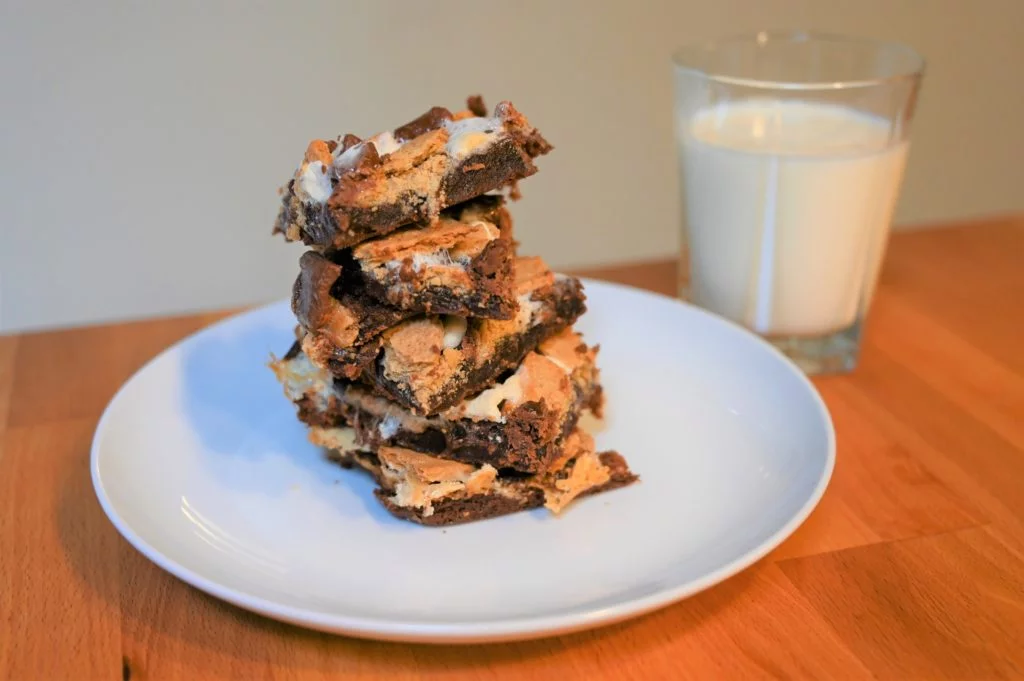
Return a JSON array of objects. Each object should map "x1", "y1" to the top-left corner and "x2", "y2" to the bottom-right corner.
[{"x1": 681, "y1": 99, "x2": 908, "y2": 337}]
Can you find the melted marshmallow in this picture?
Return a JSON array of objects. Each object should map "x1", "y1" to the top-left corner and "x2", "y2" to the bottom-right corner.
[
  {"x1": 460, "y1": 367, "x2": 525, "y2": 422},
  {"x1": 444, "y1": 116, "x2": 502, "y2": 161},
  {"x1": 378, "y1": 414, "x2": 401, "y2": 439},
  {"x1": 295, "y1": 161, "x2": 333, "y2": 203},
  {"x1": 442, "y1": 316, "x2": 468, "y2": 349},
  {"x1": 369, "y1": 131, "x2": 402, "y2": 156}
]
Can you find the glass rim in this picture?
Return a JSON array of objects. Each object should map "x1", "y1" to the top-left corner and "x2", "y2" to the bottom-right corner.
[{"x1": 672, "y1": 30, "x2": 926, "y2": 91}]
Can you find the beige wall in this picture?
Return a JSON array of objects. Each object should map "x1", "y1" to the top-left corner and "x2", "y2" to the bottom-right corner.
[{"x1": 2, "y1": 0, "x2": 1022, "y2": 332}]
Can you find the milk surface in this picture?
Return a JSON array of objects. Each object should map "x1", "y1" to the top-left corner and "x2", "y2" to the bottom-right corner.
[{"x1": 681, "y1": 99, "x2": 908, "y2": 336}]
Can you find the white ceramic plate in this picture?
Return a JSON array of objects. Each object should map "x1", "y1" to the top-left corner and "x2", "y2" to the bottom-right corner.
[{"x1": 92, "y1": 279, "x2": 834, "y2": 643}]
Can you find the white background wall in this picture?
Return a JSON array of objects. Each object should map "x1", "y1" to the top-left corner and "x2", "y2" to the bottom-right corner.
[{"x1": 2, "y1": 0, "x2": 1022, "y2": 332}]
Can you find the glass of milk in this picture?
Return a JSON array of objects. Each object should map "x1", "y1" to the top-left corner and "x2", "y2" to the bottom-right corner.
[{"x1": 673, "y1": 31, "x2": 924, "y2": 374}]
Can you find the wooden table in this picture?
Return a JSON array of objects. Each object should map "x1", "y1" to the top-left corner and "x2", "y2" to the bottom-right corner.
[{"x1": 2, "y1": 216, "x2": 1023, "y2": 680}]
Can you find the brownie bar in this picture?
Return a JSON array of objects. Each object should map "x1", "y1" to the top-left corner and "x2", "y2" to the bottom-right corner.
[
  {"x1": 273, "y1": 96, "x2": 552, "y2": 251},
  {"x1": 290, "y1": 196, "x2": 518, "y2": 372},
  {"x1": 345, "y1": 195, "x2": 516, "y2": 318},
  {"x1": 345, "y1": 257, "x2": 585, "y2": 415},
  {"x1": 272, "y1": 328, "x2": 604, "y2": 473},
  {"x1": 311, "y1": 427, "x2": 637, "y2": 526},
  {"x1": 290, "y1": 251, "x2": 412, "y2": 372}
]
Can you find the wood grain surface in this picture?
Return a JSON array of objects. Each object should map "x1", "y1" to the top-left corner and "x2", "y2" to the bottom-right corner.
[{"x1": 1, "y1": 216, "x2": 1022, "y2": 680}]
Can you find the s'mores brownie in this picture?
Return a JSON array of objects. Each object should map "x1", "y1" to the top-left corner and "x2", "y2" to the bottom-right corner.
[
  {"x1": 269, "y1": 93, "x2": 637, "y2": 526},
  {"x1": 291, "y1": 196, "x2": 518, "y2": 373},
  {"x1": 274, "y1": 97, "x2": 552, "y2": 250},
  {"x1": 272, "y1": 328, "x2": 603, "y2": 473},
  {"x1": 306, "y1": 257, "x2": 586, "y2": 415},
  {"x1": 313, "y1": 427, "x2": 637, "y2": 526},
  {"x1": 345, "y1": 195, "x2": 516, "y2": 318}
]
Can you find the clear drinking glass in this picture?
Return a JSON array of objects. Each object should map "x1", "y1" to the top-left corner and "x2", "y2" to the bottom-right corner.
[{"x1": 672, "y1": 31, "x2": 924, "y2": 374}]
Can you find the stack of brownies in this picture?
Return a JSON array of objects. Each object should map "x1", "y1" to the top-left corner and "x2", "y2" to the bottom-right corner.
[{"x1": 270, "y1": 96, "x2": 636, "y2": 526}]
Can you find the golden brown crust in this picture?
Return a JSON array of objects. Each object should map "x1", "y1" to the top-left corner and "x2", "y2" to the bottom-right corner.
[
  {"x1": 376, "y1": 257, "x2": 565, "y2": 407},
  {"x1": 379, "y1": 128, "x2": 449, "y2": 176},
  {"x1": 331, "y1": 152, "x2": 446, "y2": 212},
  {"x1": 543, "y1": 434, "x2": 611, "y2": 513},
  {"x1": 303, "y1": 140, "x2": 333, "y2": 166},
  {"x1": 517, "y1": 352, "x2": 573, "y2": 408},
  {"x1": 377, "y1": 446, "x2": 476, "y2": 482},
  {"x1": 544, "y1": 429, "x2": 594, "y2": 475},
  {"x1": 307, "y1": 425, "x2": 358, "y2": 452},
  {"x1": 352, "y1": 218, "x2": 497, "y2": 263},
  {"x1": 376, "y1": 446, "x2": 499, "y2": 512},
  {"x1": 385, "y1": 318, "x2": 445, "y2": 370},
  {"x1": 513, "y1": 255, "x2": 555, "y2": 294},
  {"x1": 536, "y1": 327, "x2": 594, "y2": 373},
  {"x1": 380, "y1": 318, "x2": 464, "y2": 410}
]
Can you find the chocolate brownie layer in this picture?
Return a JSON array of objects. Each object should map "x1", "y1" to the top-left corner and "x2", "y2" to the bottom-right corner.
[
  {"x1": 364, "y1": 257, "x2": 585, "y2": 415},
  {"x1": 272, "y1": 328, "x2": 604, "y2": 473},
  {"x1": 299, "y1": 255, "x2": 584, "y2": 406},
  {"x1": 344, "y1": 195, "x2": 516, "y2": 318},
  {"x1": 314, "y1": 427, "x2": 637, "y2": 526},
  {"x1": 291, "y1": 197, "x2": 518, "y2": 373},
  {"x1": 273, "y1": 97, "x2": 552, "y2": 251}
]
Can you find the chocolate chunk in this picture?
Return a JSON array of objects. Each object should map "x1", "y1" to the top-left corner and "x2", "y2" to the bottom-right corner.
[
  {"x1": 340, "y1": 134, "x2": 362, "y2": 152},
  {"x1": 394, "y1": 106, "x2": 453, "y2": 142},
  {"x1": 292, "y1": 252, "x2": 342, "y2": 331},
  {"x1": 347, "y1": 141, "x2": 381, "y2": 172},
  {"x1": 282, "y1": 339, "x2": 303, "y2": 361},
  {"x1": 467, "y1": 95, "x2": 487, "y2": 117},
  {"x1": 291, "y1": 250, "x2": 418, "y2": 372}
]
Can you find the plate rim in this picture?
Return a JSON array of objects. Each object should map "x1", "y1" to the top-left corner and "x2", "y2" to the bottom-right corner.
[{"x1": 90, "y1": 278, "x2": 836, "y2": 643}]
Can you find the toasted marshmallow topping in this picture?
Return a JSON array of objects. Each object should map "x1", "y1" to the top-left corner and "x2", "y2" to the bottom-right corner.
[
  {"x1": 459, "y1": 369, "x2": 525, "y2": 422},
  {"x1": 442, "y1": 316, "x2": 468, "y2": 349},
  {"x1": 444, "y1": 116, "x2": 502, "y2": 161},
  {"x1": 295, "y1": 160, "x2": 333, "y2": 203},
  {"x1": 369, "y1": 131, "x2": 402, "y2": 156}
]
